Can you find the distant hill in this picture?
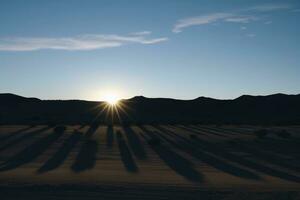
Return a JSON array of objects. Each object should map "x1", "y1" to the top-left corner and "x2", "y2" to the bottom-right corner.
[{"x1": 0, "y1": 93, "x2": 300, "y2": 125}]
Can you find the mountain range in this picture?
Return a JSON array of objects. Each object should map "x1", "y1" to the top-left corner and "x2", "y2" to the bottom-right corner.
[{"x1": 0, "y1": 93, "x2": 300, "y2": 125}]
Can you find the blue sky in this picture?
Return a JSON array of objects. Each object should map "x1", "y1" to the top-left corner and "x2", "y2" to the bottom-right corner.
[{"x1": 0, "y1": 0, "x2": 300, "y2": 100}]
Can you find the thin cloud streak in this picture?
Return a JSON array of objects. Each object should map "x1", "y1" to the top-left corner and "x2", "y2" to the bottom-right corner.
[
  {"x1": 173, "y1": 3, "x2": 293, "y2": 33},
  {"x1": 225, "y1": 16, "x2": 258, "y2": 23},
  {"x1": 173, "y1": 13, "x2": 259, "y2": 33},
  {"x1": 173, "y1": 13, "x2": 232, "y2": 33},
  {"x1": 246, "y1": 33, "x2": 256, "y2": 38},
  {"x1": 0, "y1": 33, "x2": 168, "y2": 51},
  {"x1": 247, "y1": 3, "x2": 291, "y2": 12},
  {"x1": 130, "y1": 31, "x2": 152, "y2": 36},
  {"x1": 264, "y1": 21, "x2": 272, "y2": 25},
  {"x1": 291, "y1": 9, "x2": 300, "y2": 12}
]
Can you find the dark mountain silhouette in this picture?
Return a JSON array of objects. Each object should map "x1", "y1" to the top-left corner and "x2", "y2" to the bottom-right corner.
[
  {"x1": 0, "y1": 93, "x2": 40, "y2": 104},
  {"x1": 0, "y1": 93, "x2": 300, "y2": 125}
]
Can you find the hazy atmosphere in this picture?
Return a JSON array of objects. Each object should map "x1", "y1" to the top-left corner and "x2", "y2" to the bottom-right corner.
[
  {"x1": 1, "y1": 0, "x2": 300, "y2": 100},
  {"x1": 1, "y1": 1, "x2": 300, "y2": 200}
]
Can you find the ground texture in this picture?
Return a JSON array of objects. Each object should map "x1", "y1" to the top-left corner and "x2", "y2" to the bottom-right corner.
[{"x1": 0, "y1": 125, "x2": 299, "y2": 199}]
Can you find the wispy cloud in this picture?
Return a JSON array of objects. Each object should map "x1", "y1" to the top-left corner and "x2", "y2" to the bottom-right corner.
[
  {"x1": 0, "y1": 33, "x2": 168, "y2": 51},
  {"x1": 224, "y1": 16, "x2": 258, "y2": 23},
  {"x1": 173, "y1": 3, "x2": 293, "y2": 33},
  {"x1": 246, "y1": 33, "x2": 256, "y2": 38},
  {"x1": 130, "y1": 31, "x2": 152, "y2": 36},
  {"x1": 173, "y1": 13, "x2": 232, "y2": 33},
  {"x1": 173, "y1": 13, "x2": 259, "y2": 33},
  {"x1": 264, "y1": 21, "x2": 272, "y2": 25},
  {"x1": 292, "y1": 9, "x2": 300, "y2": 12},
  {"x1": 247, "y1": 3, "x2": 291, "y2": 12}
]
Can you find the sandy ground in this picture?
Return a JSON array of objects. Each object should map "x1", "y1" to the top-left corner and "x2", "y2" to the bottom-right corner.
[{"x1": 0, "y1": 124, "x2": 299, "y2": 199}]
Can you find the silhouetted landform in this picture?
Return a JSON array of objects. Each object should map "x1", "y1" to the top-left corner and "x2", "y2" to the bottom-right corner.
[{"x1": 1, "y1": 93, "x2": 300, "y2": 125}]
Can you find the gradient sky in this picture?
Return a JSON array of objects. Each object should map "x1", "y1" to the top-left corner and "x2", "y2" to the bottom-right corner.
[{"x1": 0, "y1": 0, "x2": 300, "y2": 100}]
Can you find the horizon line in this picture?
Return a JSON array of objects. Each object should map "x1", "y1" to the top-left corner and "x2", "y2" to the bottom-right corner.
[{"x1": 1, "y1": 92, "x2": 299, "y2": 102}]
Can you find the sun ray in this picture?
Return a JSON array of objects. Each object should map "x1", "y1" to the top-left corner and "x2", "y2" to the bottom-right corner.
[
  {"x1": 87, "y1": 91, "x2": 133, "y2": 124},
  {"x1": 103, "y1": 93, "x2": 120, "y2": 106}
]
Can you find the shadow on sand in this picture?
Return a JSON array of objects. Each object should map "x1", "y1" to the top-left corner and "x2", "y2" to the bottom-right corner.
[
  {"x1": 71, "y1": 124, "x2": 99, "y2": 172},
  {"x1": 116, "y1": 131, "x2": 138, "y2": 173},
  {"x1": 0, "y1": 127, "x2": 64, "y2": 171},
  {"x1": 0, "y1": 126, "x2": 51, "y2": 152},
  {"x1": 203, "y1": 127, "x2": 300, "y2": 172},
  {"x1": 155, "y1": 125, "x2": 260, "y2": 180},
  {"x1": 181, "y1": 125, "x2": 228, "y2": 138},
  {"x1": 122, "y1": 126, "x2": 147, "y2": 160},
  {"x1": 38, "y1": 130, "x2": 82, "y2": 173},
  {"x1": 139, "y1": 126, "x2": 203, "y2": 182},
  {"x1": 106, "y1": 125, "x2": 114, "y2": 148},
  {"x1": 0, "y1": 125, "x2": 35, "y2": 143},
  {"x1": 159, "y1": 125, "x2": 300, "y2": 183}
]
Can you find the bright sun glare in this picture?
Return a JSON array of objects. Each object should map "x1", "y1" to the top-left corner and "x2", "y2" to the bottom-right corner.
[{"x1": 103, "y1": 93, "x2": 120, "y2": 106}]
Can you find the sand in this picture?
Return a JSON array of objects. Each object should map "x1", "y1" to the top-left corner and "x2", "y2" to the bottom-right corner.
[{"x1": 0, "y1": 124, "x2": 299, "y2": 199}]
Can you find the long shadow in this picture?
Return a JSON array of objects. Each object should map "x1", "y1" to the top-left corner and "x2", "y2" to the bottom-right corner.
[
  {"x1": 85, "y1": 123, "x2": 100, "y2": 137},
  {"x1": 79, "y1": 124, "x2": 86, "y2": 129},
  {"x1": 235, "y1": 125, "x2": 259, "y2": 131},
  {"x1": 166, "y1": 127, "x2": 300, "y2": 183},
  {"x1": 0, "y1": 128, "x2": 65, "y2": 171},
  {"x1": 199, "y1": 141, "x2": 300, "y2": 182},
  {"x1": 0, "y1": 126, "x2": 34, "y2": 142},
  {"x1": 153, "y1": 125, "x2": 260, "y2": 180},
  {"x1": 71, "y1": 124, "x2": 99, "y2": 172},
  {"x1": 191, "y1": 125, "x2": 231, "y2": 138},
  {"x1": 139, "y1": 126, "x2": 203, "y2": 182},
  {"x1": 200, "y1": 126, "x2": 237, "y2": 136},
  {"x1": 71, "y1": 139, "x2": 98, "y2": 172},
  {"x1": 223, "y1": 128, "x2": 300, "y2": 159},
  {"x1": 38, "y1": 130, "x2": 82, "y2": 173},
  {"x1": 179, "y1": 125, "x2": 228, "y2": 138},
  {"x1": 220, "y1": 126, "x2": 252, "y2": 135},
  {"x1": 106, "y1": 125, "x2": 114, "y2": 148},
  {"x1": 0, "y1": 126, "x2": 51, "y2": 152},
  {"x1": 251, "y1": 139, "x2": 300, "y2": 160},
  {"x1": 116, "y1": 131, "x2": 138, "y2": 173},
  {"x1": 229, "y1": 126, "x2": 262, "y2": 135},
  {"x1": 227, "y1": 139, "x2": 300, "y2": 172},
  {"x1": 122, "y1": 126, "x2": 147, "y2": 160},
  {"x1": 204, "y1": 128, "x2": 300, "y2": 172},
  {"x1": 176, "y1": 125, "x2": 204, "y2": 136}
]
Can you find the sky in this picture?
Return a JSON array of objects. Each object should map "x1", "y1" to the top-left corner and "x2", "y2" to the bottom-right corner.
[{"x1": 0, "y1": 0, "x2": 300, "y2": 101}]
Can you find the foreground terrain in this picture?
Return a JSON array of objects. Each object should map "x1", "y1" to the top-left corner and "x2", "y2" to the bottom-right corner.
[{"x1": 0, "y1": 124, "x2": 299, "y2": 199}]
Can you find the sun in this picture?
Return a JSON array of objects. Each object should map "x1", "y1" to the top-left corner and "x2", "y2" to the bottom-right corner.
[
  {"x1": 102, "y1": 92, "x2": 120, "y2": 106},
  {"x1": 97, "y1": 90, "x2": 128, "y2": 123}
]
